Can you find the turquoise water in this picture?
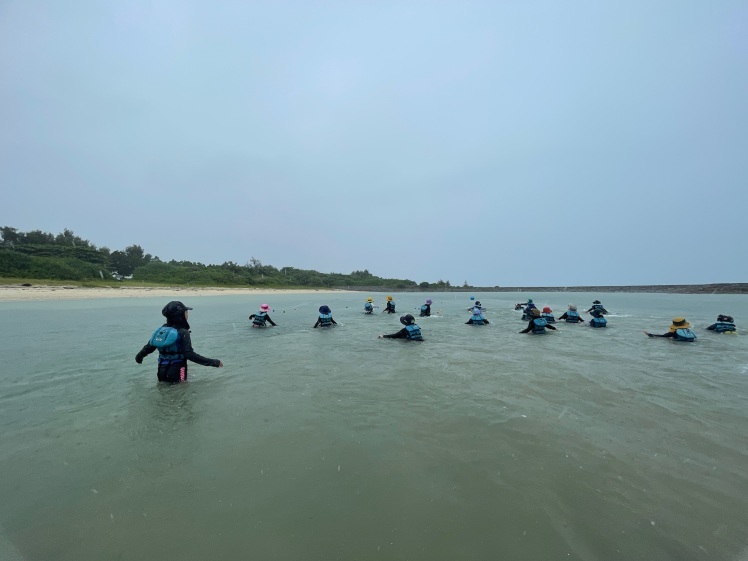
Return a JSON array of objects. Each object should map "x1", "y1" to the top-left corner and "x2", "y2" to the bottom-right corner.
[{"x1": 1, "y1": 291, "x2": 747, "y2": 561}]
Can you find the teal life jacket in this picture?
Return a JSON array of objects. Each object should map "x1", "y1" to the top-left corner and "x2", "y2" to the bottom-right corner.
[
  {"x1": 318, "y1": 313, "x2": 333, "y2": 327},
  {"x1": 713, "y1": 321, "x2": 736, "y2": 333},
  {"x1": 364, "y1": 303, "x2": 373, "y2": 313},
  {"x1": 420, "y1": 304, "x2": 428, "y2": 313},
  {"x1": 387, "y1": 301, "x2": 396, "y2": 312},
  {"x1": 592, "y1": 304, "x2": 604, "y2": 313},
  {"x1": 674, "y1": 328, "x2": 696, "y2": 342},
  {"x1": 252, "y1": 311, "x2": 267, "y2": 326},
  {"x1": 405, "y1": 324, "x2": 423, "y2": 340},
  {"x1": 565, "y1": 310, "x2": 580, "y2": 323},
  {"x1": 532, "y1": 317, "x2": 548, "y2": 334},
  {"x1": 541, "y1": 313, "x2": 555, "y2": 323},
  {"x1": 590, "y1": 316, "x2": 607, "y2": 328},
  {"x1": 149, "y1": 326, "x2": 184, "y2": 362},
  {"x1": 470, "y1": 313, "x2": 485, "y2": 323}
]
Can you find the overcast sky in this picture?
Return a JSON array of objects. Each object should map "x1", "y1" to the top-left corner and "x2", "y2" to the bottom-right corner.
[{"x1": 1, "y1": 1, "x2": 746, "y2": 286}]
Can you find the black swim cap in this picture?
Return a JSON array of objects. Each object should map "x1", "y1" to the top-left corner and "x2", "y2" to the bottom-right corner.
[{"x1": 162, "y1": 301, "x2": 193, "y2": 317}]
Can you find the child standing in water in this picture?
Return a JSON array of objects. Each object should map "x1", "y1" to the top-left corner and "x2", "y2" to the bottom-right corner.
[
  {"x1": 313, "y1": 305, "x2": 338, "y2": 328},
  {"x1": 249, "y1": 304, "x2": 277, "y2": 327}
]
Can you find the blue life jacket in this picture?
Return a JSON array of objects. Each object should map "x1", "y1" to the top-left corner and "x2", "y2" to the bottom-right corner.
[
  {"x1": 541, "y1": 313, "x2": 555, "y2": 323},
  {"x1": 592, "y1": 304, "x2": 604, "y2": 313},
  {"x1": 565, "y1": 310, "x2": 580, "y2": 323},
  {"x1": 149, "y1": 326, "x2": 184, "y2": 362},
  {"x1": 387, "y1": 301, "x2": 396, "y2": 312},
  {"x1": 364, "y1": 303, "x2": 373, "y2": 313},
  {"x1": 470, "y1": 313, "x2": 485, "y2": 324},
  {"x1": 318, "y1": 313, "x2": 333, "y2": 327},
  {"x1": 252, "y1": 311, "x2": 267, "y2": 326},
  {"x1": 420, "y1": 304, "x2": 428, "y2": 313},
  {"x1": 674, "y1": 328, "x2": 696, "y2": 342},
  {"x1": 590, "y1": 316, "x2": 607, "y2": 328},
  {"x1": 405, "y1": 324, "x2": 423, "y2": 340},
  {"x1": 532, "y1": 317, "x2": 548, "y2": 334},
  {"x1": 713, "y1": 321, "x2": 736, "y2": 333}
]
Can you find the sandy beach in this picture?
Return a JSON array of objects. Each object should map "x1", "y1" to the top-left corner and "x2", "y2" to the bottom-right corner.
[{"x1": 0, "y1": 284, "x2": 346, "y2": 302}]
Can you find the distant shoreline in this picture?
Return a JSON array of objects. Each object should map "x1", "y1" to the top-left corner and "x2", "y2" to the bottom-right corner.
[{"x1": 0, "y1": 282, "x2": 745, "y2": 302}]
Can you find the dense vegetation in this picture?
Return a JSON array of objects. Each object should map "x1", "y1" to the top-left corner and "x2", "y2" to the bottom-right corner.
[{"x1": 0, "y1": 226, "x2": 452, "y2": 289}]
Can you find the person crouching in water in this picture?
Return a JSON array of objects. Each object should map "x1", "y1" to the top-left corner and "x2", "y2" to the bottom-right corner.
[
  {"x1": 706, "y1": 314, "x2": 737, "y2": 333},
  {"x1": 589, "y1": 308, "x2": 608, "y2": 328},
  {"x1": 420, "y1": 298, "x2": 433, "y2": 317},
  {"x1": 379, "y1": 314, "x2": 423, "y2": 341},
  {"x1": 466, "y1": 304, "x2": 489, "y2": 325},
  {"x1": 135, "y1": 300, "x2": 223, "y2": 383},
  {"x1": 519, "y1": 308, "x2": 557, "y2": 334},
  {"x1": 383, "y1": 295, "x2": 396, "y2": 314},
  {"x1": 644, "y1": 317, "x2": 696, "y2": 341},
  {"x1": 313, "y1": 305, "x2": 338, "y2": 328},
  {"x1": 558, "y1": 304, "x2": 582, "y2": 323},
  {"x1": 364, "y1": 297, "x2": 375, "y2": 314},
  {"x1": 249, "y1": 303, "x2": 277, "y2": 328},
  {"x1": 541, "y1": 306, "x2": 555, "y2": 323},
  {"x1": 586, "y1": 300, "x2": 609, "y2": 314}
]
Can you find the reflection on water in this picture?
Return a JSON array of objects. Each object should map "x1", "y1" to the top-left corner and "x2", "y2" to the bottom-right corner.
[{"x1": 1, "y1": 292, "x2": 747, "y2": 560}]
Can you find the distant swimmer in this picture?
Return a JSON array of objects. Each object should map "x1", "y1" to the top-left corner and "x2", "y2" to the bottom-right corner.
[
  {"x1": 706, "y1": 314, "x2": 737, "y2": 333},
  {"x1": 466, "y1": 305, "x2": 489, "y2": 325},
  {"x1": 519, "y1": 308, "x2": 557, "y2": 334},
  {"x1": 135, "y1": 301, "x2": 223, "y2": 383},
  {"x1": 586, "y1": 300, "x2": 610, "y2": 314},
  {"x1": 541, "y1": 306, "x2": 555, "y2": 323},
  {"x1": 558, "y1": 304, "x2": 582, "y2": 323},
  {"x1": 249, "y1": 303, "x2": 277, "y2": 327},
  {"x1": 383, "y1": 295, "x2": 396, "y2": 314},
  {"x1": 364, "y1": 297, "x2": 375, "y2": 314},
  {"x1": 420, "y1": 298, "x2": 433, "y2": 317},
  {"x1": 313, "y1": 305, "x2": 338, "y2": 328},
  {"x1": 644, "y1": 317, "x2": 696, "y2": 341},
  {"x1": 379, "y1": 314, "x2": 424, "y2": 341}
]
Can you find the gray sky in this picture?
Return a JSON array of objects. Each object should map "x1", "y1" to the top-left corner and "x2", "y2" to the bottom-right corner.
[{"x1": 1, "y1": 1, "x2": 746, "y2": 286}]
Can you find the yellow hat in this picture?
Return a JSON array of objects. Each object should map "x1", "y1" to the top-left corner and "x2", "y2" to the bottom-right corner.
[
  {"x1": 386, "y1": 295, "x2": 393, "y2": 301},
  {"x1": 669, "y1": 317, "x2": 691, "y2": 332},
  {"x1": 366, "y1": 297, "x2": 373, "y2": 302}
]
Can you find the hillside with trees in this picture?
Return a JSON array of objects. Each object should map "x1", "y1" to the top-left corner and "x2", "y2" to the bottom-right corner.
[{"x1": 0, "y1": 226, "x2": 427, "y2": 289}]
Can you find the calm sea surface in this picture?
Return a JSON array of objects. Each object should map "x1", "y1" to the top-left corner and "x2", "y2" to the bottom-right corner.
[{"x1": 1, "y1": 291, "x2": 747, "y2": 561}]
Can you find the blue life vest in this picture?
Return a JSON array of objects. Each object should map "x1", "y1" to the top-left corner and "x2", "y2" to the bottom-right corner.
[
  {"x1": 364, "y1": 303, "x2": 373, "y2": 313},
  {"x1": 565, "y1": 310, "x2": 580, "y2": 323},
  {"x1": 541, "y1": 313, "x2": 555, "y2": 323},
  {"x1": 590, "y1": 316, "x2": 607, "y2": 328},
  {"x1": 470, "y1": 313, "x2": 485, "y2": 324},
  {"x1": 532, "y1": 317, "x2": 548, "y2": 334},
  {"x1": 420, "y1": 305, "x2": 428, "y2": 313},
  {"x1": 149, "y1": 326, "x2": 183, "y2": 362},
  {"x1": 387, "y1": 301, "x2": 396, "y2": 312},
  {"x1": 405, "y1": 324, "x2": 423, "y2": 340},
  {"x1": 252, "y1": 311, "x2": 267, "y2": 326},
  {"x1": 318, "y1": 313, "x2": 333, "y2": 327},
  {"x1": 713, "y1": 321, "x2": 736, "y2": 333},
  {"x1": 674, "y1": 328, "x2": 696, "y2": 342},
  {"x1": 592, "y1": 304, "x2": 604, "y2": 313}
]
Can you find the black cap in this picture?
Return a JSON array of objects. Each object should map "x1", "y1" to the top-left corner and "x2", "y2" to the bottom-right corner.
[
  {"x1": 400, "y1": 314, "x2": 415, "y2": 325},
  {"x1": 162, "y1": 301, "x2": 193, "y2": 317}
]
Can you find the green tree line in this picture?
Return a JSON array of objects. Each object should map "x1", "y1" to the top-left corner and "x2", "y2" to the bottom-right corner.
[{"x1": 0, "y1": 226, "x2": 436, "y2": 288}]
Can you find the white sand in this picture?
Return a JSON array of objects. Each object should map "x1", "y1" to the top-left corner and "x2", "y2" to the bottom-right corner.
[{"x1": 0, "y1": 285, "x2": 347, "y2": 302}]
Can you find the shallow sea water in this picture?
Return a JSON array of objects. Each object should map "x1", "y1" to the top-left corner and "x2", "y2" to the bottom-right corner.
[{"x1": 1, "y1": 291, "x2": 748, "y2": 561}]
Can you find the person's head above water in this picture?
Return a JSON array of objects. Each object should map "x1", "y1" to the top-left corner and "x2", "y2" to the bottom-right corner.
[
  {"x1": 593, "y1": 300, "x2": 601, "y2": 304},
  {"x1": 531, "y1": 308, "x2": 541, "y2": 317},
  {"x1": 319, "y1": 305, "x2": 331, "y2": 314},
  {"x1": 366, "y1": 297, "x2": 373, "y2": 302},
  {"x1": 386, "y1": 295, "x2": 393, "y2": 301},
  {"x1": 400, "y1": 314, "x2": 415, "y2": 325},
  {"x1": 162, "y1": 301, "x2": 192, "y2": 318},
  {"x1": 426, "y1": 298, "x2": 432, "y2": 304},
  {"x1": 669, "y1": 317, "x2": 691, "y2": 332},
  {"x1": 568, "y1": 304, "x2": 577, "y2": 311},
  {"x1": 260, "y1": 304, "x2": 270, "y2": 311},
  {"x1": 543, "y1": 306, "x2": 552, "y2": 313}
]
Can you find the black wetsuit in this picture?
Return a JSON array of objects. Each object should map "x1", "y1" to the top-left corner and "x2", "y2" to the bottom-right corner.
[
  {"x1": 519, "y1": 319, "x2": 557, "y2": 334},
  {"x1": 646, "y1": 332, "x2": 678, "y2": 338},
  {"x1": 419, "y1": 304, "x2": 431, "y2": 317},
  {"x1": 249, "y1": 312, "x2": 277, "y2": 326},
  {"x1": 136, "y1": 322, "x2": 220, "y2": 383},
  {"x1": 384, "y1": 301, "x2": 396, "y2": 314},
  {"x1": 382, "y1": 326, "x2": 423, "y2": 340}
]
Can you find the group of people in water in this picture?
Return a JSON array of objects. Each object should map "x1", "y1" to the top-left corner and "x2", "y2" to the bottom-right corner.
[{"x1": 135, "y1": 297, "x2": 740, "y2": 382}]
